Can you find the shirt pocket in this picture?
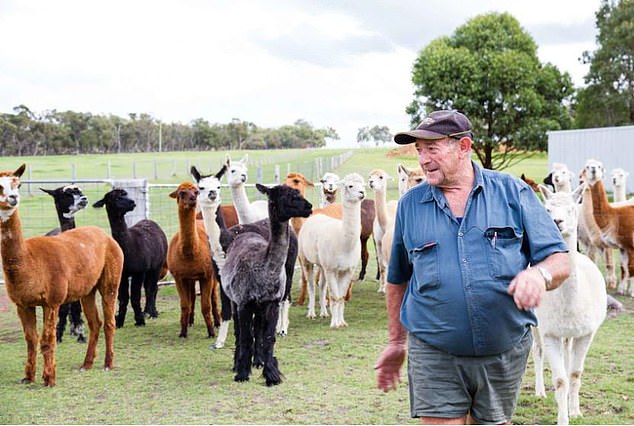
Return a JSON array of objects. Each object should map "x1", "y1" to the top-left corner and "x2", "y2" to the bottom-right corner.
[
  {"x1": 410, "y1": 241, "x2": 440, "y2": 292},
  {"x1": 484, "y1": 227, "x2": 524, "y2": 280}
]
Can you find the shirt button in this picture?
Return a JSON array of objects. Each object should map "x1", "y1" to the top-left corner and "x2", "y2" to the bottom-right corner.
[
  {"x1": 463, "y1": 258, "x2": 467, "y2": 263},
  {"x1": 458, "y1": 232, "x2": 463, "y2": 237}
]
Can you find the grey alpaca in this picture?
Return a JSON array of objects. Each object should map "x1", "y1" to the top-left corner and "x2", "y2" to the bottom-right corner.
[
  {"x1": 41, "y1": 185, "x2": 88, "y2": 343},
  {"x1": 222, "y1": 183, "x2": 312, "y2": 386}
]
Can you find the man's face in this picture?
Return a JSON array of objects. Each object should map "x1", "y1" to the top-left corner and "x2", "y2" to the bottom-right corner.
[{"x1": 415, "y1": 138, "x2": 460, "y2": 187}]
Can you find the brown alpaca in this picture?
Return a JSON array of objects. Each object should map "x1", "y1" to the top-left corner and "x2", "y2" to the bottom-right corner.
[
  {"x1": 585, "y1": 166, "x2": 634, "y2": 297},
  {"x1": 0, "y1": 164, "x2": 124, "y2": 387},
  {"x1": 167, "y1": 181, "x2": 221, "y2": 338},
  {"x1": 284, "y1": 172, "x2": 375, "y2": 304}
]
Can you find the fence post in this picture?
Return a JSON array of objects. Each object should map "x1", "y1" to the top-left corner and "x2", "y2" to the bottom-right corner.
[
  {"x1": 112, "y1": 179, "x2": 148, "y2": 225},
  {"x1": 72, "y1": 163, "x2": 77, "y2": 181},
  {"x1": 106, "y1": 160, "x2": 111, "y2": 179},
  {"x1": 274, "y1": 165, "x2": 280, "y2": 184},
  {"x1": 153, "y1": 159, "x2": 158, "y2": 180}
]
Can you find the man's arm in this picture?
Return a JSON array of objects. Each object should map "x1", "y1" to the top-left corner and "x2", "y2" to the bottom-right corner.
[
  {"x1": 375, "y1": 281, "x2": 408, "y2": 392},
  {"x1": 508, "y1": 252, "x2": 571, "y2": 310}
]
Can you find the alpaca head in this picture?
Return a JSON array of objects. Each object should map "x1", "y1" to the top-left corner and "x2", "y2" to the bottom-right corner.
[
  {"x1": 320, "y1": 172, "x2": 340, "y2": 195},
  {"x1": 255, "y1": 183, "x2": 312, "y2": 222},
  {"x1": 339, "y1": 173, "x2": 366, "y2": 204},
  {"x1": 169, "y1": 182, "x2": 199, "y2": 210},
  {"x1": 0, "y1": 164, "x2": 25, "y2": 222},
  {"x1": 93, "y1": 189, "x2": 136, "y2": 218},
  {"x1": 225, "y1": 154, "x2": 249, "y2": 188},
  {"x1": 611, "y1": 168, "x2": 629, "y2": 188},
  {"x1": 550, "y1": 163, "x2": 573, "y2": 192},
  {"x1": 368, "y1": 169, "x2": 391, "y2": 193},
  {"x1": 583, "y1": 159, "x2": 605, "y2": 186},
  {"x1": 284, "y1": 172, "x2": 315, "y2": 196},
  {"x1": 397, "y1": 163, "x2": 426, "y2": 195},
  {"x1": 191, "y1": 164, "x2": 226, "y2": 207},
  {"x1": 539, "y1": 183, "x2": 585, "y2": 238},
  {"x1": 40, "y1": 185, "x2": 88, "y2": 219}
]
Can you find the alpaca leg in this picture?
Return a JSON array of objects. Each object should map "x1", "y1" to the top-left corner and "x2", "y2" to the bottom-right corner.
[
  {"x1": 210, "y1": 277, "x2": 222, "y2": 328},
  {"x1": 302, "y1": 260, "x2": 317, "y2": 319},
  {"x1": 80, "y1": 291, "x2": 102, "y2": 371},
  {"x1": 188, "y1": 284, "x2": 196, "y2": 326},
  {"x1": 318, "y1": 267, "x2": 329, "y2": 318},
  {"x1": 234, "y1": 304, "x2": 255, "y2": 382},
  {"x1": 231, "y1": 302, "x2": 240, "y2": 372},
  {"x1": 115, "y1": 276, "x2": 129, "y2": 328},
  {"x1": 175, "y1": 279, "x2": 193, "y2": 338},
  {"x1": 253, "y1": 308, "x2": 266, "y2": 369},
  {"x1": 69, "y1": 301, "x2": 86, "y2": 343},
  {"x1": 16, "y1": 305, "x2": 38, "y2": 384},
  {"x1": 210, "y1": 286, "x2": 233, "y2": 349},
  {"x1": 199, "y1": 279, "x2": 216, "y2": 338},
  {"x1": 325, "y1": 271, "x2": 342, "y2": 328},
  {"x1": 101, "y1": 284, "x2": 117, "y2": 371},
  {"x1": 296, "y1": 269, "x2": 309, "y2": 306},
  {"x1": 57, "y1": 303, "x2": 70, "y2": 343},
  {"x1": 143, "y1": 268, "x2": 161, "y2": 318},
  {"x1": 130, "y1": 274, "x2": 146, "y2": 327},
  {"x1": 358, "y1": 236, "x2": 369, "y2": 281},
  {"x1": 40, "y1": 305, "x2": 59, "y2": 387},
  {"x1": 262, "y1": 301, "x2": 283, "y2": 386},
  {"x1": 531, "y1": 327, "x2": 546, "y2": 397},
  {"x1": 337, "y1": 271, "x2": 353, "y2": 327},
  {"x1": 568, "y1": 334, "x2": 595, "y2": 418},
  {"x1": 603, "y1": 247, "x2": 617, "y2": 289},
  {"x1": 543, "y1": 335, "x2": 569, "y2": 425},
  {"x1": 276, "y1": 299, "x2": 290, "y2": 336}
]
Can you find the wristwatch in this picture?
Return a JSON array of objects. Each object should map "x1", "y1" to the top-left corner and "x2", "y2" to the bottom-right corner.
[{"x1": 537, "y1": 266, "x2": 553, "y2": 291}]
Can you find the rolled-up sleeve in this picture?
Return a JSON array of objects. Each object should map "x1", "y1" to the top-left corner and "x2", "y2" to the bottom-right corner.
[{"x1": 387, "y1": 203, "x2": 413, "y2": 285}]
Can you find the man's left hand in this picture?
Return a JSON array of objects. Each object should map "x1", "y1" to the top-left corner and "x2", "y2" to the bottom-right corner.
[{"x1": 508, "y1": 268, "x2": 546, "y2": 310}]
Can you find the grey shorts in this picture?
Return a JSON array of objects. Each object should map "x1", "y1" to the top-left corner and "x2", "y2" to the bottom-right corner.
[{"x1": 407, "y1": 331, "x2": 532, "y2": 424}]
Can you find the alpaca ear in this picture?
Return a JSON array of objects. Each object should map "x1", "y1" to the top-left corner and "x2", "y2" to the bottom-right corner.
[
  {"x1": 215, "y1": 164, "x2": 227, "y2": 180},
  {"x1": 572, "y1": 183, "x2": 586, "y2": 204},
  {"x1": 538, "y1": 184, "x2": 553, "y2": 200},
  {"x1": 169, "y1": 190, "x2": 178, "y2": 199},
  {"x1": 305, "y1": 178, "x2": 315, "y2": 188},
  {"x1": 40, "y1": 187, "x2": 55, "y2": 196},
  {"x1": 255, "y1": 183, "x2": 269, "y2": 195},
  {"x1": 93, "y1": 198, "x2": 106, "y2": 208},
  {"x1": 14, "y1": 164, "x2": 26, "y2": 178},
  {"x1": 191, "y1": 166, "x2": 202, "y2": 182},
  {"x1": 241, "y1": 154, "x2": 248, "y2": 165},
  {"x1": 224, "y1": 154, "x2": 231, "y2": 167}
]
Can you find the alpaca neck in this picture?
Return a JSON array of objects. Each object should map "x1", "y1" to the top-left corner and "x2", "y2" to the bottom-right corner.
[
  {"x1": 589, "y1": 180, "x2": 613, "y2": 229},
  {"x1": 324, "y1": 191, "x2": 337, "y2": 204},
  {"x1": 56, "y1": 207, "x2": 76, "y2": 232},
  {"x1": 290, "y1": 216, "x2": 304, "y2": 236},
  {"x1": 0, "y1": 211, "x2": 26, "y2": 276},
  {"x1": 230, "y1": 184, "x2": 255, "y2": 224},
  {"x1": 614, "y1": 185, "x2": 626, "y2": 202},
  {"x1": 199, "y1": 201, "x2": 223, "y2": 255},
  {"x1": 374, "y1": 188, "x2": 389, "y2": 232},
  {"x1": 106, "y1": 210, "x2": 130, "y2": 250},
  {"x1": 342, "y1": 200, "x2": 362, "y2": 247},
  {"x1": 555, "y1": 181, "x2": 572, "y2": 193},
  {"x1": 177, "y1": 206, "x2": 200, "y2": 256},
  {"x1": 265, "y1": 216, "x2": 290, "y2": 271}
]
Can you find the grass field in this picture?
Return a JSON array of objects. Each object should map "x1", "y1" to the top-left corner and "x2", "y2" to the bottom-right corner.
[{"x1": 0, "y1": 148, "x2": 632, "y2": 424}]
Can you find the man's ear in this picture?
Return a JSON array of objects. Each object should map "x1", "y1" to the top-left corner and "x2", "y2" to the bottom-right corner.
[{"x1": 458, "y1": 137, "x2": 472, "y2": 156}]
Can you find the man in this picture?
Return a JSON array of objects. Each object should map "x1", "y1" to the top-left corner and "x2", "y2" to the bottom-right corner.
[{"x1": 375, "y1": 110, "x2": 570, "y2": 424}]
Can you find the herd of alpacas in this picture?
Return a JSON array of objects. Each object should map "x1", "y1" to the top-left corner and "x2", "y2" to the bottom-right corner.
[{"x1": 0, "y1": 156, "x2": 629, "y2": 423}]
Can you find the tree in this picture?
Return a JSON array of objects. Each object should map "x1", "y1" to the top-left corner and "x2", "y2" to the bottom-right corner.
[
  {"x1": 408, "y1": 12, "x2": 575, "y2": 170},
  {"x1": 576, "y1": 0, "x2": 634, "y2": 128},
  {"x1": 357, "y1": 125, "x2": 392, "y2": 146}
]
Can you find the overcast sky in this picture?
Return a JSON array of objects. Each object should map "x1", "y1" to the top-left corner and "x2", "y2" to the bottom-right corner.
[{"x1": 0, "y1": 0, "x2": 600, "y2": 148}]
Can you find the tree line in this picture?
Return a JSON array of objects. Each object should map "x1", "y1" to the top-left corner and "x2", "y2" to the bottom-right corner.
[{"x1": 0, "y1": 106, "x2": 338, "y2": 156}]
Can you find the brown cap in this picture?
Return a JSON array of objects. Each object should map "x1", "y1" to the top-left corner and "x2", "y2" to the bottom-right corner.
[{"x1": 394, "y1": 110, "x2": 472, "y2": 145}]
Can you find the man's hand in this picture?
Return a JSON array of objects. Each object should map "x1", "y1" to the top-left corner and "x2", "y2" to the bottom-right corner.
[
  {"x1": 375, "y1": 343, "x2": 406, "y2": 392},
  {"x1": 508, "y1": 267, "x2": 546, "y2": 310}
]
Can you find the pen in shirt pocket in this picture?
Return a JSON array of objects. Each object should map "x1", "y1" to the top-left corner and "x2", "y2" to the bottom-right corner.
[{"x1": 492, "y1": 231, "x2": 497, "y2": 248}]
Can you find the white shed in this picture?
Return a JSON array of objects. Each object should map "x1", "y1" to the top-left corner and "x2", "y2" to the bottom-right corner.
[{"x1": 547, "y1": 125, "x2": 634, "y2": 195}]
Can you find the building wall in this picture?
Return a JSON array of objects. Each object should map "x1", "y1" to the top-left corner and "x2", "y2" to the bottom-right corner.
[{"x1": 547, "y1": 125, "x2": 634, "y2": 194}]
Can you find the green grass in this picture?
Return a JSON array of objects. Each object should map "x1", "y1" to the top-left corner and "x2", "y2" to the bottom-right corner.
[{"x1": 0, "y1": 148, "x2": 632, "y2": 424}]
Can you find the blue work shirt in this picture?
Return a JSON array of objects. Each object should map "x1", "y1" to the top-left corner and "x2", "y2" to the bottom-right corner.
[{"x1": 387, "y1": 161, "x2": 568, "y2": 356}]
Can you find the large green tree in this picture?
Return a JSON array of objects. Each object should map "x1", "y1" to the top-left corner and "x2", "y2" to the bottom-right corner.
[
  {"x1": 407, "y1": 12, "x2": 575, "y2": 170},
  {"x1": 576, "y1": 0, "x2": 634, "y2": 127}
]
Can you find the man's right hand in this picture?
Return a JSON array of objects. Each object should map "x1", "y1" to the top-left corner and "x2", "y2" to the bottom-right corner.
[{"x1": 375, "y1": 343, "x2": 407, "y2": 392}]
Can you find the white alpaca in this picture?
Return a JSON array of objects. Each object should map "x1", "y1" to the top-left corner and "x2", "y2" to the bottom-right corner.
[
  {"x1": 319, "y1": 172, "x2": 340, "y2": 207},
  {"x1": 577, "y1": 160, "x2": 617, "y2": 288},
  {"x1": 368, "y1": 169, "x2": 397, "y2": 293},
  {"x1": 535, "y1": 184, "x2": 607, "y2": 425},
  {"x1": 550, "y1": 163, "x2": 573, "y2": 193},
  {"x1": 610, "y1": 168, "x2": 634, "y2": 206},
  {"x1": 225, "y1": 154, "x2": 268, "y2": 224},
  {"x1": 397, "y1": 163, "x2": 426, "y2": 197},
  {"x1": 298, "y1": 173, "x2": 365, "y2": 327}
]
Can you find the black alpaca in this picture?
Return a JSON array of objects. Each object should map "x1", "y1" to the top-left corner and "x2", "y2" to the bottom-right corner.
[
  {"x1": 93, "y1": 189, "x2": 168, "y2": 327},
  {"x1": 222, "y1": 184, "x2": 312, "y2": 386},
  {"x1": 41, "y1": 185, "x2": 88, "y2": 343}
]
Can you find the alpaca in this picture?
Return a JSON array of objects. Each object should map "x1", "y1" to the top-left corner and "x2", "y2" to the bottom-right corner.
[
  {"x1": 225, "y1": 154, "x2": 268, "y2": 224},
  {"x1": 550, "y1": 163, "x2": 574, "y2": 193},
  {"x1": 167, "y1": 181, "x2": 221, "y2": 338},
  {"x1": 222, "y1": 184, "x2": 312, "y2": 385},
  {"x1": 520, "y1": 173, "x2": 540, "y2": 192},
  {"x1": 1, "y1": 164, "x2": 124, "y2": 387},
  {"x1": 93, "y1": 188, "x2": 168, "y2": 327},
  {"x1": 397, "y1": 163, "x2": 426, "y2": 197},
  {"x1": 298, "y1": 173, "x2": 365, "y2": 327},
  {"x1": 368, "y1": 168, "x2": 399, "y2": 293},
  {"x1": 41, "y1": 184, "x2": 88, "y2": 343},
  {"x1": 535, "y1": 184, "x2": 607, "y2": 424},
  {"x1": 583, "y1": 159, "x2": 634, "y2": 297},
  {"x1": 577, "y1": 161, "x2": 617, "y2": 288},
  {"x1": 319, "y1": 172, "x2": 340, "y2": 207},
  {"x1": 611, "y1": 168, "x2": 629, "y2": 202}
]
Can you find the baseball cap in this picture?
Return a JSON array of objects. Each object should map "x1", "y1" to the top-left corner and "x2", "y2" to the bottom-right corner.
[{"x1": 394, "y1": 110, "x2": 472, "y2": 145}]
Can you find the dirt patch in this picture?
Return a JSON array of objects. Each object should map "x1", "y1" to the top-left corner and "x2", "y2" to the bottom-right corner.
[{"x1": 385, "y1": 144, "x2": 417, "y2": 158}]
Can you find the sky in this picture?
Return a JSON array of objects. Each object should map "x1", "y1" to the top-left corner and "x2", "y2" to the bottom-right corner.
[{"x1": 0, "y1": 0, "x2": 600, "y2": 149}]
